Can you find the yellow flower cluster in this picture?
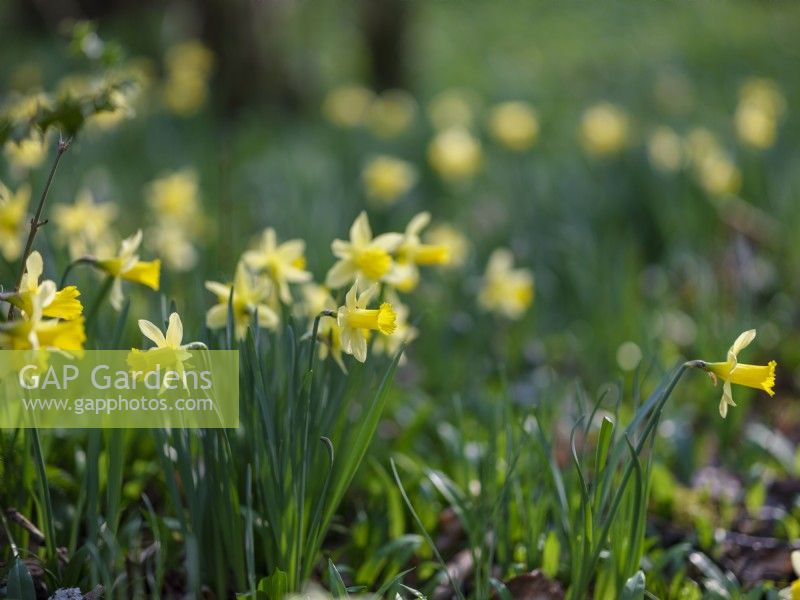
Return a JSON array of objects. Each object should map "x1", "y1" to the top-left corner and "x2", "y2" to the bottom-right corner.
[
  {"x1": 145, "y1": 169, "x2": 203, "y2": 271},
  {"x1": 0, "y1": 252, "x2": 86, "y2": 352}
]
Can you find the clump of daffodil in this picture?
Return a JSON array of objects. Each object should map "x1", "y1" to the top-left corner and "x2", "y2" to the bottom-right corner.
[
  {"x1": 127, "y1": 312, "x2": 207, "y2": 382},
  {"x1": 647, "y1": 126, "x2": 684, "y2": 174},
  {"x1": 322, "y1": 85, "x2": 375, "y2": 128},
  {"x1": 386, "y1": 212, "x2": 450, "y2": 292},
  {"x1": 365, "y1": 89, "x2": 417, "y2": 138},
  {"x1": 145, "y1": 169, "x2": 204, "y2": 271},
  {"x1": 335, "y1": 281, "x2": 397, "y2": 363},
  {"x1": 428, "y1": 127, "x2": 482, "y2": 182},
  {"x1": 3, "y1": 129, "x2": 48, "y2": 171},
  {"x1": 689, "y1": 329, "x2": 776, "y2": 419},
  {"x1": 326, "y1": 211, "x2": 402, "y2": 288},
  {"x1": 52, "y1": 188, "x2": 118, "y2": 260},
  {"x1": 580, "y1": 102, "x2": 630, "y2": 157},
  {"x1": 425, "y1": 223, "x2": 469, "y2": 269},
  {"x1": 162, "y1": 40, "x2": 214, "y2": 117},
  {"x1": 372, "y1": 290, "x2": 417, "y2": 363},
  {"x1": 0, "y1": 180, "x2": 31, "y2": 261},
  {"x1": 735, "y1": 78, "x2": 786, "y2": 150},
  {"x1": 488, "y1": 101, "x2": 540, "y2": 151},
  {"x1": 205, "y1": 261, "x2": 279, "y2": 340},
  {"x1": 3, "y1": 251, "x2": 82, "y2": 320},
  {"x1": 242, "y1": 228, "x2": 312, "y2": 304},
  {"x1": 778, "y1": 550, "x2": 800, "y2": 600},
  {"x1": 427, "y1": 88, "x2": 480, "y2": 130},
  {"x1": 361, "y1": 155, "x2": 418, "y2": 207},
  {"x1": 91, "y1": 230, "x2": 161, "y2": 311},
  {"x1": 478, "y1": 248, "x2": 534, "y2": 320},
  {"x1": 0, "y1": 293, "x2": 86, "y2": 352}
]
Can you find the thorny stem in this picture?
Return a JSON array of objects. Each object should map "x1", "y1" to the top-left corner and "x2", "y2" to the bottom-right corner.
[{"x1": 7, "y1": 136, "x2": 71, "y2": 320}]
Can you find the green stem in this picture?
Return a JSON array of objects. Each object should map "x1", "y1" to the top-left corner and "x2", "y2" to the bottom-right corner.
[{"x1": 84, "y1": 275, "x2": 114, "y2": 334}]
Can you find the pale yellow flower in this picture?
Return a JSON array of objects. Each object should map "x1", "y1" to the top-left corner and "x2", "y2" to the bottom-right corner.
[
  {"x1": 0, "y1": 293, "x2": 85, "y2": 352},
  {"x1": 428, "y1": 128, "x2": 482, "y2": 181},
  {"x1": 3, "y1": 129, "x2": 47, "y2": 171},
  {"x1": 385, "y1": 212, "x2": 449, "y2": 292},
  {"x1": 361, "y1": 155, "x2": 417, "y2": 206},
  {"x1": 146, "y1": 169, "x2": 201, "y2": 226},
  {"x1": 127, "y1": 312, "x2": 206, "y2": 383},
  {"x1": 735, "y1": 78, "x2": 786, "y2": 150},
  {"x1": 205, "y1": 261, "x2": 279, "y2": 340},
  {"x1": 0, "y1": 181, "x2": 30, "y2": 261},
  {"x1": 478, "y1": 248, "x2": 534, "y2": 320},
  {"x1": 336, "y1": 281, "x2": 397, "y2": 363},
  {"x1": 647, "y1": 126, "x2": 683, "y2": 173},
  {"x1": 322, "y1": 85, "x2": 375, "y2": 128},
  {"x1": 425, "y1": 223, "x2": 469, "y2": 269},
  {"x1": 580, "y1": 102, "x2": 630, "y2": 157},
  {"x1": 147, "y1": 224, "x2": 198, "y2": 272},
  {"x1": 372, "y1": 290, "x2": 417, "y2": 362},
  {"x1": 488, "y1": 101, "x2": 540, "y2": 151},
  {"x1": 52, "y1": 188, "x2": 118, "y2": 260},
  {"x1": 242, "y1": 228, "x2": 312, "y2": 304},
  {"x1": 6, "y1": 251, "x2": 82, "y2": 321},
  {"x1": 94, "y1": 230, "x2": 161, "y2": 311},
  {"x1": 427, "y1": 89, "x2": 479, "y2": 130},
  {"x1": 162, "y1": 41, "x2": 214, "y2": 116},
  {"x1": 695, "y1": 329, "x2": 776, "y2": 419},
  {"x1": 696, "y1": 152, "x2": 741, "y2": 197},
  {"x1": 366, "y1": 89, "x2": 417, "y2": 138},
  {"x1": 326, "y1": 211, "x2": 403, "y2": 288}
]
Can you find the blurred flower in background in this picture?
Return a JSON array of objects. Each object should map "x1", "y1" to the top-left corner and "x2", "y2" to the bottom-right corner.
[
  {"x1": 162, "y1": 40, "x2": 214, "y2": 116},
  {"x1": 735, "y1": 77, "x2": 786, "y2": 150},
  {"x1": 580, "y1": 102, "x2": 630, "y2": 157},
  {"x1": 0, "y1": 180, "x2": 30, "y2": 261},
  {"x1": 365, "y1": 89, "x2": 417, "y2": 138},
  {"x1": 361, "y1": 155, "x2": 417, "y2": 207},
  {"x1": 428, "y1": 128, "x2": 482, "y2": 181},
  {"x1": 427, "y1": 88, "x2": 480, "y2": 130},
  {"x1": 647, "y1": 126, "x2": 684, "y2": 174},
  {"x1": 478, "y1": 248, "x2": 534, "y2": 320},
  {"x1": 686, "y1": 128, "x2": 741, "y2": 197},
  {"x1": 488, "y1": 101, "x2": 540, "y2": 151},
  {"x1": 425, "y1": 223, "x2": 469, "y2": 268},
  {"x1": 322, "y1": 84, "x2": 375, "y2": 128},
  {"x1": 52, "y1": 188, "x2": 119, "y2": 260}
]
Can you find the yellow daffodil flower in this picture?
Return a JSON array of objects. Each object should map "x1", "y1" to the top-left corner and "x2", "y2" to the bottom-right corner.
[
  {"x1": 372, "y1": 290, "x2": 417, "y2": 362},
  {"x1": 361, "y1": 155, "x2": 417, "y2": 207},
  {"x1": 427, "y1": 128, "x2": 482, "y2": 181},
  {"x1": 580, "y1": 102, "x2": 630, "y2": 157},
  {"x1": 146, "y1": 169, "x2": 202, "y2": 226},
  {"x1": 147, "y1": 224, "x2": 198, "y2": 271},
  {"x1": 386, "y1": 212, "x2": 450, "y2": 292},
  {"x1": 205, "y1": 261, "x2": 279, "y2": 340},
  {"x1": 647, "y1": 126, "x2": 684, "y2": 173},
  {"x1": 735, "y1": 78, "x2": 786, "y2": 150},
  {"x1": 336, "y1": 281, "x2": 397, "y2": 363},
  {"x1": 94, "y1": 230, "x2": 161, "y2": 311},
  {"x1": 425, "y1": 223, "x2": 469, "y2": 268},
  {"x1": 5, "y1": 251, "x2": 82, "y2": 320},
  {"x1": 322, "y1": 85, "x2": 375, "y2": 128},
  {"x1": 365, "y1": 89, "x2": 417, "y2": 138},
  {"x1": 0, "y1": 181, "x2": 31, "y2": 261},
  {"x1": 778, "y1": 550, "x2": 800, "y2": 600},
  {"x1": 692, "y1": 329, "x2": 776, "y2": 418},
  {"x1": 162, "y1": 40, "x2": 214, "y2": 117},
  {"x1": 242, "y1": 228, "x2": 312, "y2": 304},
  {"x1": 127, "y1": 312, "x2": 206, "y2": 382},
  {"x1": 0, "y1": 294, "x2": 86, "y2": 352},
  {"x1": 685, "y1": 128, "x2": 742, "y2": 197},
  {"x1": 52, "y1": 189, "x2": 118, "y2": 260},
  {"x1": 478, "y1": 248, "x2": 534, "y2": 320},
  {"x1": 427, "y1": 89, "x2": 479, "y2": 130},
  {"x1": 326, "y1": 211, "x2": 403, "y2": 289},
  {"x1": 488, "y1": 101, "x2": 540, "y2": 151}
]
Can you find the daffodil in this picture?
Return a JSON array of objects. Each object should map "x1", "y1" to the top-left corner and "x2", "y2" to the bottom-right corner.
[
  {"x1": 427, "y1": 89, "x2": 479, "y2": 130},
  {"x1": 336, "y1": 281, "x2": 397, "y2": 363},
  {"x1": 147, "y1": 224, "x2": 198, "y2": 271},
  {"x1": 580, "y1": 102, "x2": 630, "y2": 157},
  {"x1": 205, "y1": 261, "x2": 279, "y2": 340},
  {"x1": 127, "y1": 312, "x2": 206, "y2": 382},
  {"x1": 0, "y1": 294, "x2": 86, "y2": 352},
  {"x1": 386, "y1": 212, "x2": 450, "y2": 292},
  {"x1": 427, "y1": 128, "x2": 482, "y2": 182},
  {"x1": 692, "y1": 329, "x2": 776, "y2": 418},
  {"x1": 146, "y1": 169, "x2": 202, "y2": 226},
  {"x1": 488, "y1": 101, "x2": 540, "y2": 151},
  {"x1": 93, "y1": 230, "x2": 161, "y2": 311},
  {"x1": 735, "y1": 78, "x2": 786, "y2": 150},
  {"x1": 322, "y1": 85, "x2": 375, "y2": 128},
  {"x1": 478, "y1": 248, "x2": 534, "y2": 320},
  {"x1": 647, "y1": 126, "x2": 683, "y2": 173},
  {"x1": 326, "y1": 212, "x2": 402, "y2": 288},
  {"x1": 242, "y1": 228, "x2": 312, "y2": 304},
  {"x1": 0, "y1": 181, "x2": 30, "y2": 261},
  {"x1": 425, "y1": 223, "x2": 469, "y2": 268},
  {"x1": 366, "y1": 89, "x2": 417, "y2": 138},
  {"x1": 52, "y1": 188, "x2": 118, "y2": 260},
  {"x1": 778, "y1": 550, "x2": 800, "y2": 600},
  {"x1": 361, "y1": 156, "x2": 417, "y2": 207},
  {"x1": 4, "y1": 251, "x2": 82, "y2": 320},
  {"x1": 372, "y1": 290, "x2": 417, "y2": 362}
]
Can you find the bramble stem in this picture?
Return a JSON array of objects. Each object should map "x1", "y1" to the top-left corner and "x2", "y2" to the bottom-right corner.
[{"x1": 7, "y1": 135, "x2": 71, "y2": 319}]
